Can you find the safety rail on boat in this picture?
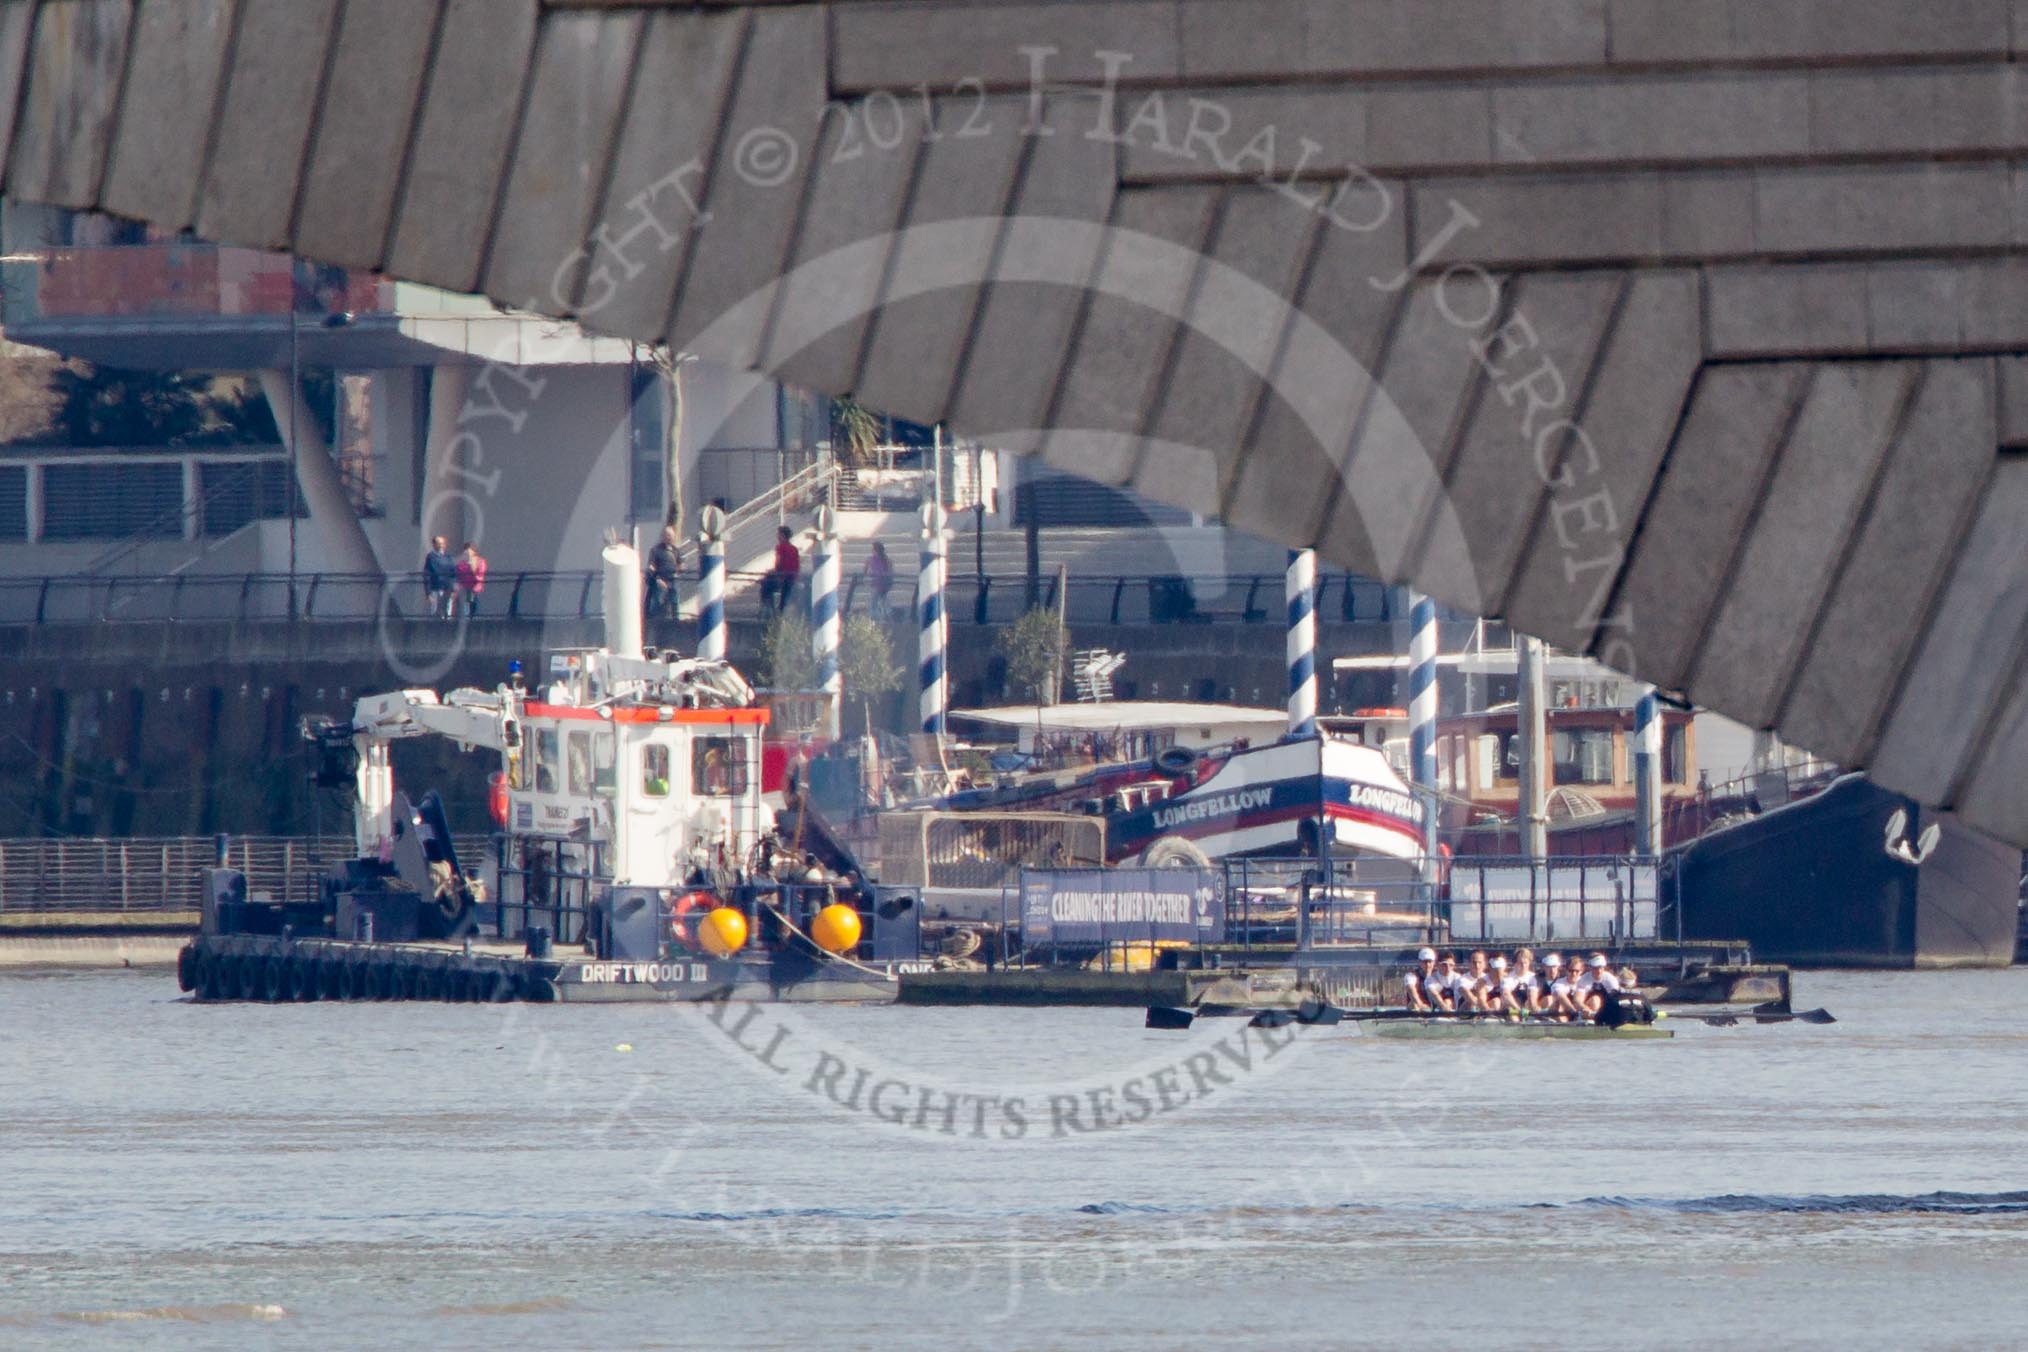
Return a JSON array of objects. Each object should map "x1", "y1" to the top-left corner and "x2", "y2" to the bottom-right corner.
[{"x1": 0, "y1": 569, "x2": 1405, "y2": 628}]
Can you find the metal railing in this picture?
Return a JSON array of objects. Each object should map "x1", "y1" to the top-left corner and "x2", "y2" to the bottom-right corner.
[
  {"x1": 1216, "y1": 853, "x2": 1664, "y2": 951},
  {"x1": 992, "y1": 852, "x2": 1669, "y2": 967},
  {"x1": 0, "y1": 568, "x2": 1401, "y2": 628},
  {"x1": 0, "y1": 835, "x2": 493, "y2": 912},
  {"x1": 673, "y1": 456, "x2": 842, "y2": 573}
]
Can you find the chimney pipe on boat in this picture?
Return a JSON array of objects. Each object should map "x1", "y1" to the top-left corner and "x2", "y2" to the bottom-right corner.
[{"x1": 602, "y1": 542, "x2": 644, "y2": 661}]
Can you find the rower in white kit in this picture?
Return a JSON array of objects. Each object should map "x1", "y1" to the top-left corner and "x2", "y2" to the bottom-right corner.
[{"x1": 1403, "y1": 947, "x2": 1452, "y2": 1012}]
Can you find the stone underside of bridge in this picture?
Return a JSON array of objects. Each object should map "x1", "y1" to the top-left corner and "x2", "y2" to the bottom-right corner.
[{"x1": 4, "y1": 0, "x2": 2028, "y2": 845}]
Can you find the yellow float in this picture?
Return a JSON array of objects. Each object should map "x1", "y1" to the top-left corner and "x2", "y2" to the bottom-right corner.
[
  {"x1": 697, "y1": 906, "x2": 749, "y2": 958},
  {"x1": 809, "y1": 903, "x2": 862, "y2": 955}
]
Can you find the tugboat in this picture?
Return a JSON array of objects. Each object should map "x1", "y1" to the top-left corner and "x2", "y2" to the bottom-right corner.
[{"x1": 175, "y1": 544, "x2": 931, "y2": 1003}]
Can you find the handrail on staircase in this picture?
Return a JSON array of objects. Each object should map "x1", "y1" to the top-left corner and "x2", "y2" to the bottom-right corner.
[{"x1": 675, "y1": 457, "x2": 840, "y2": 570}]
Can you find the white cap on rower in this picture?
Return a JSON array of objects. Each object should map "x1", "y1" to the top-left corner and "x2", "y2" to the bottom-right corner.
[
  {"x1": 1416, "y1": 947, "x2": 1437, "y2": 961},
  {"x1": 1543, "y1": 953, "x2": 1563, "y2": 967},
  {"x1": 1588, "y1": 953, "x2": 1608, "y2": 968},
  {"x1": 1490, "y1": 955, "x2": 1508, "y2": 969}
]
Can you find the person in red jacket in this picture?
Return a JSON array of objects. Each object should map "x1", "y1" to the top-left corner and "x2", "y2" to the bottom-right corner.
[
  {"x1": 760, "y1": 525, "x2": 802, "y2": 614},
  {"x1": 454, "y1": 541, "x2": 488, "y2": 616}
]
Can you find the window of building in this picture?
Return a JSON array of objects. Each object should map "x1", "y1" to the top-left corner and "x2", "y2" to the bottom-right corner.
[
  {"x1": 1552, "y1": 727, "x2": 1616, "y2": 786},
  {"x1": 199, "y1": 460, "x2": 301, "y2": 536},
  {"x1": 535, "y1": 729, "x2": 560, "y2": 794},
  {"x1": 39, "y1": 461, "x2": 183, "y2": 540},
  {"x1": 692, "y1": 736, "x2": 749, "y2": 796},
  {"x1": 779, "y1": 385, "x2": 826, "y2": 450},
  {"x1": 628, "y1": 363, "x2": 665, "y2": 523},
  {"x1": 567, "y1": 731, "x2": 592, "y2": 796},
  {"x1": 642, "y1": 743, "x2": 670, "y2": 797},
  {"x1": 0, "y1": 466, "x2": 25, "y2": 540},
  {"x1": 334, "y1": 373, "x2": 385, "y2": 518}
]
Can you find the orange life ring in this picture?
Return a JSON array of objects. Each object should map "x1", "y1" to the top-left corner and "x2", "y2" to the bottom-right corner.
[
  {"x1": 487, "y1": 771, "x2": 509, "y2": 828},
  {"x1": 668, "y1": 890, "x2": 718, "y2": 951}
]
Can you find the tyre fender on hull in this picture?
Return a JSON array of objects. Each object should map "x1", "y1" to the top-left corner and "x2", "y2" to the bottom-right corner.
[
  {"x1": 194, "y1": 950, "x2": 222, "y2": 1001},
  {"x1": 235, "y1": 953, "x2": 263, "y2": 1001},
  {"x1": 1140, "y1": 835, "x2": 1213, "y2": 870}
]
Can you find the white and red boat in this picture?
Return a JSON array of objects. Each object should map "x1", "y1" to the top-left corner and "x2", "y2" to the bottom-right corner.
[{"x1": 934, "y1": 703, "x2": 1430, "y2": 873}]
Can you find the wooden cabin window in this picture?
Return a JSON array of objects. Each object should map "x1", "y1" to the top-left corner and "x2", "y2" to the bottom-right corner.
[
  {"x1": 642, "y1": 743, "x2": 670, "y2": 797},
  {"x1": 1552, "y1": 728, "x2": 1614, "y2": 785}
]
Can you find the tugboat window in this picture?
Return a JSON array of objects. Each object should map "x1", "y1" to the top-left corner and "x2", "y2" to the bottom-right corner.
[
  {"x1": 535, "y1": 729, "x2": 560, "y2": 794},
  {"x1": 592, "y1": 731, "x2": 615, "y2": 792},
  {"x1": 1665, "y1": 724, "x2": 1689, "y2": 784},
  {"x1": 693, "y1": 736, "x2": 748, "y2": 795},
  {"x1": 567, "y1": 731, "x2": 592, "y2": 796},
  {"x1": 642, "y1": 743, "x2": 670, "y2": 797}
]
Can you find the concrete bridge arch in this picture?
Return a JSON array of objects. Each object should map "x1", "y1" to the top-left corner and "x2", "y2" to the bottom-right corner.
[{"x1": 3, "y1": 0, "x2": 2027, "y2": 845}]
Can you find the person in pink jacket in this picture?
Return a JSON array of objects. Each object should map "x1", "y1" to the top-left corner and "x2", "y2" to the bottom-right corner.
[{"x1": 454, "y1": 541, "x2": 488, "y2": 616}]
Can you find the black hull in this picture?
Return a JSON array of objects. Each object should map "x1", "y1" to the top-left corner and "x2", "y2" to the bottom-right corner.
[{"x1": 1677, "y1": 776, "x2": 2019, "y2": 969}]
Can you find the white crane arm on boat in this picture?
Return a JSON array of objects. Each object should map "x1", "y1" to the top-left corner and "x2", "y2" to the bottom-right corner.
[{"x1": 347, "y1": 690, "x2": 512, "y2": 750}]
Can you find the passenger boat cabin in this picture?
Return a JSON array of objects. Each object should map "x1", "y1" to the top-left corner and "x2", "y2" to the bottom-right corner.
[{"x1": 1431, "y1": 704, "x2": 1697, "y2": 818}]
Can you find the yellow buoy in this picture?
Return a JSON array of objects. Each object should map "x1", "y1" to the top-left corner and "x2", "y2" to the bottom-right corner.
[
  {"x1": 810, "y1": 903, "x2": 862, "y2": 955},
  {"x1": 697, "y1": 906, "x2": 749, "y2": 958}
]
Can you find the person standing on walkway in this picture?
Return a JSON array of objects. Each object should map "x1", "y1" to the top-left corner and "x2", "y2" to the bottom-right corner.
[
  {"x1": 761, "y1": 525, "x2": 802, "y2": 614},
  {"x1": 645, "y1": 525, "x2": 683, "y2": 621},
  {"x1": 423, "y1": 535, "x2": 457, "y2": 619},
  {"x1": 454, "y1": 541, "x2": 488, "y2": 616},
  {"x1": 864, "y1": 540, "x2": 894, "y2": 621}
]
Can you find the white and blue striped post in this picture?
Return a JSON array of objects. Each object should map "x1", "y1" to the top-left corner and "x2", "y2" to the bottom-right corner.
[
  {"x1": 1285, "y1": 549, "x2": 1317, "y2": 738},
  {"x1": 918, "y1": 503, "x2": 947, "y2": 736},
  {"x1": 1633, "y1": 689, "x2": 1663, "y2": 856},
  {"x1": 696, "y1": 505, "x2": 726, "y2": 662},
  {"x1": 1407, "y1": 590, "x2": 1442, "y2": 873},
  {"x1": 811, "y1": 507, "x2": 841, "y2": 738},
  {"x1": 1408, "y1": 591, "x2": 1438, "y2": 788}
]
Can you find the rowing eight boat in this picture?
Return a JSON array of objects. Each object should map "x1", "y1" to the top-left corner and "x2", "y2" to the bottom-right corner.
[{"x1": 1364, "y1": 1019, "x2": 1673, "y2": 1040}]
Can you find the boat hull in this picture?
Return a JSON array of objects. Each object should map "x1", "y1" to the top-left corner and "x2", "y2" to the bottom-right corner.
[
  {"x1": 1364, "y1": 1019, "x2": 1671, "y2": 1040},
  {"x1": 1107, "y1": 736, "x2": 1426, "y2": 865},
  {"x1": 1676, "y1": 776, "x2": 2019, "y2": 969}
]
